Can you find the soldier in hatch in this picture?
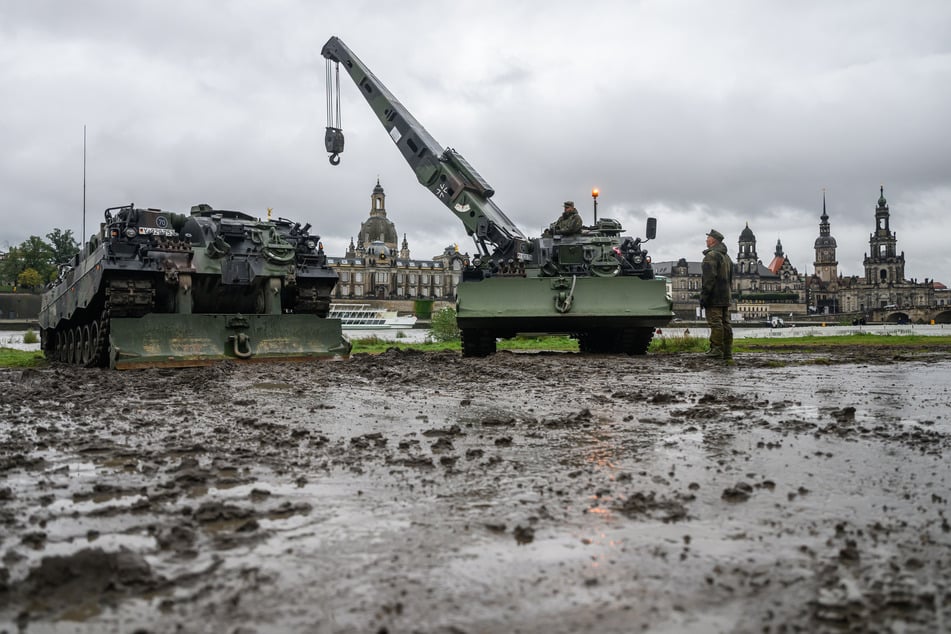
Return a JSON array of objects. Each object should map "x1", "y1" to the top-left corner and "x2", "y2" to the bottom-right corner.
[{"x1": 546, "y1": 201, "x2": 583, "y2": 236}]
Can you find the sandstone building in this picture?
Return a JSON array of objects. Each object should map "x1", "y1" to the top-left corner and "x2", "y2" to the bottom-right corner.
[
  {"x1": 326, "y1": 180, "x2": 467, "y2": 301},
  {"x1": 806, "y1": 187, "x2": 935, "y2": 315}
]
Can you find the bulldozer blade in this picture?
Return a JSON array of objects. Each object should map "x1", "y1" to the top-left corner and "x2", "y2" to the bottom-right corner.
[{"x1": 108, "y1": 314, "x2": 351, "y2": 369}]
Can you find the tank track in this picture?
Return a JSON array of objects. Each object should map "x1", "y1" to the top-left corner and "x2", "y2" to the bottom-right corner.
[
  {"x1": 461, "y1": 329, "x2": 497, "y2": 357},
  {"x1": 577, "y1": 327, "x2": 654, "y2": 355},
  {"x1": 48, "y1": 279, "x2": 155, "y2": 368}
]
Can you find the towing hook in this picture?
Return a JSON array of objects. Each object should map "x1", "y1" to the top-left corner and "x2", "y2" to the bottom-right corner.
[
  {"x1": 329, "y1": 153, "x2": 341, "y2": 166},
  {"x1": 229, "y1": 332, "x2": 253, "y2": 359}
]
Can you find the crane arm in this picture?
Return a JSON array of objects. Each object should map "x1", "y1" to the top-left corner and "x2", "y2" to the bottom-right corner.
[{"x1": 320, "y1": 36, "x2": 526, "y2": 259}]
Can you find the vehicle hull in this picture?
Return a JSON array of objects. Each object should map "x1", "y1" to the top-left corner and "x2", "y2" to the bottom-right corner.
[
  {"x1": 109, "y1": 313, "x2": 349, "y2": 369},
  {"x1": 456, "y1": 275, "x2": 673, "y2": 333}
]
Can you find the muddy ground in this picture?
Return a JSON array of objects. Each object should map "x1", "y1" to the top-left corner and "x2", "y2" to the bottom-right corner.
[{"x1": 1, "y1": 347, "x2": 950, "y2": 633}]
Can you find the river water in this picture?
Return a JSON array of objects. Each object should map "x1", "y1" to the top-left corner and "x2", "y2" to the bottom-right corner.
[{"x1": 3, "y1": 323, "x2": 949, "y2": 352}]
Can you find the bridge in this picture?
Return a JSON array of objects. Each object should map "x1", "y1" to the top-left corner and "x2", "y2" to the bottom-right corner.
[{"x1": 868, "y1": 306, "x2": 951, "y2": 324}]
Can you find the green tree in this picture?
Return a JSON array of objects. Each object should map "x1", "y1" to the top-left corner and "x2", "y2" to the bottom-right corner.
[
  {"x1": 1, "y1": 228, "x2": 80, "y2": 289},
  {"x1": 16, "y1": 236, "x2": 55, "y2": 282},
  {"x1": 17, "y1": 267, "x2": 44, "y2": 290},
  {"x1": 429, "y1": 307, "x2": 461, "y2": 342},
  {"x1": 46, "y1": 228, "x2": 79, "y2": 265},
  {"x1": 0, "y1": 246, "x2": 21, "y2": 286}
]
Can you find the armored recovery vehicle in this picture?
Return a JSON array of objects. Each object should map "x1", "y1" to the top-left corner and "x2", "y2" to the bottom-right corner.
[
  {"x1": 321, "y1": 36, "x2": 673, "y2": 356},
  {"x1": 39, "y1": 203, "x2": 350, "y2": 369}
]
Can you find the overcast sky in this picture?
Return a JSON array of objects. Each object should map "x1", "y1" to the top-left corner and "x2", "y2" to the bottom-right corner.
[{"x1": 2, "y1": 1, "x2": 950, "y2": 283}]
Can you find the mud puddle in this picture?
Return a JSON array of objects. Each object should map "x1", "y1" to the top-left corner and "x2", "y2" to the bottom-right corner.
[{"x1": 1, "y1": 349, "x2": 950, "y2": 633}]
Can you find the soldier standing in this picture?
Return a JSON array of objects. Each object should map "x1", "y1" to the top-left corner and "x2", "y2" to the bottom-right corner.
[{"x1": 700, "y1": 229, "x2": 735, "y2": 365}]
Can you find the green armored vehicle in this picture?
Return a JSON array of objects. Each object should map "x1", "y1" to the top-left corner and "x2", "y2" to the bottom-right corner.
[
  {"x1": 39, "y1": 203, "x2": 350, "y2": 369},
  {"x1": 321, "y1": 36, "x2": 673, "y2": 356}
]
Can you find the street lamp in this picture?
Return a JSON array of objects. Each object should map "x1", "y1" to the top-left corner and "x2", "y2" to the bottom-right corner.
[{"x1": 592, "y1": 187, "x2": 599, "y2": 223}]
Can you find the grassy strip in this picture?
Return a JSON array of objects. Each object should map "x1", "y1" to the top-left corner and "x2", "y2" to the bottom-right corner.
[
  {"x1": 0, "y1": 348, "x2": 47, "y2": 368},
  {"x1": 349, "y1": 335, "x2": 579, "y2": 354},
  {"x1": 5, "y1": 333, "x2": 949, "y2": 368},
  {"x1": 351, "y1": 332, "x2": 951, "y2": 356}
]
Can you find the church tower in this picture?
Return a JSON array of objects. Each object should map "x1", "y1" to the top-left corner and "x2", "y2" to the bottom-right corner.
[
  {"x1": 863, "y1": 185, "x2": 905, "y2": 284},
  {"x1": 813, "y1": 190, "x2": 838, "y2": 284},
  {"x1": 356, "y1": 179, "x2": 399, "y2": 254},
  {"x1": 736, "y1": 222, "x2": 758, "y2": 276}
]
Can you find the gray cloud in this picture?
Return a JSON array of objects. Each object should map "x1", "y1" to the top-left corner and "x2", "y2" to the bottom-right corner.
[{"x1": 2, "y1": 0, "x2": 949, "y2": 284}]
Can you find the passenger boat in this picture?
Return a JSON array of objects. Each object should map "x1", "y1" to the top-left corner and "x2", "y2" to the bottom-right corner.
[{"x1": 328, "y1": 303, "x2": 418, "y2": 329}]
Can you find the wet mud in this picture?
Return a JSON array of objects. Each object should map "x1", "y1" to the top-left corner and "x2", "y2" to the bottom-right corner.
[{"x1": 1, "y1": 348, "x2": 950, "y2": 633}]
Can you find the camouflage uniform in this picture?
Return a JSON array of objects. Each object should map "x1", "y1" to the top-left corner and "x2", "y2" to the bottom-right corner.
[
  {"x1": 701, "y1": 235, "x2": 734, "y2": 361},
  {"x1": 549, "y1": 202, "x2": 583, "y2": 236}
]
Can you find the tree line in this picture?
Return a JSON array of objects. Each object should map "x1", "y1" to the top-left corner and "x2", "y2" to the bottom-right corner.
[{"x1": 1, "y1": 229, "x2": 79, "y2": 291}]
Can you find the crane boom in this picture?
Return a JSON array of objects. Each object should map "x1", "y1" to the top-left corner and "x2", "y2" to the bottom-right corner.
[{"x1": 320, "y1": 36, "x2": 526, "y2": 259}]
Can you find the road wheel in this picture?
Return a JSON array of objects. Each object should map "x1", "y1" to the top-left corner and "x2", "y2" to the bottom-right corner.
[
  {"x1": 81, "y1": 324, "x2": 94, "y2": 366},
  {"x1": 66, "y1": 328, "x2": 77, "y2": 364},
  {"x1": 86, "y1": 320, "x2": 102, "y2": 367}
]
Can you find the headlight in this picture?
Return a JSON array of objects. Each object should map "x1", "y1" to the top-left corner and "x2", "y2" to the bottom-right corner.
[{"x1": 125, "y1": 228, "x2": 137, "y2": 238}]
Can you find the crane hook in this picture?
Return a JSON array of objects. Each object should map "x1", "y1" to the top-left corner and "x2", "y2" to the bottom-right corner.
[{"x1": 329, "y1": 153, "x2": 341, "y2": 166}]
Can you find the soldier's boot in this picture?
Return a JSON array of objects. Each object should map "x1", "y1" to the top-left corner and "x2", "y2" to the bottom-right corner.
[
  {"x1": 723, "y1": 344, "x2": 735, "y2": 366},
  {"x1": 705, "y1": 346, "x2": 723, "y2": 358},
  {"x1": 722, "y1": 341, "x2": 734, "y2": 362},
  {"x1": 721, "y1": 327, "x2": 734, "y2": 364}
]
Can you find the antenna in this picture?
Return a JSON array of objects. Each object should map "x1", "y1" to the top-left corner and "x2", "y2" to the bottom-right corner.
[{"x1": 82, "y1": 125, "x2": 87, "y2": 244}]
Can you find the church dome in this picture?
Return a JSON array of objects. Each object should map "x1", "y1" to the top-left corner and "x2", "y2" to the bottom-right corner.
[
  {"x1": 739, "y1": 223, "x2": 755, "y2": 241},
  {"x1": 359, "y1": 216, "x2": 398, "y2": 248},
  {"x1": 814, "y1": 235, "x2": 837, "y2": 248}
]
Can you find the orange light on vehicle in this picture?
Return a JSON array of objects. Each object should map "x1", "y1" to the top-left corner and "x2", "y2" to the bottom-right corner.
[{"x1": 592, "y1": 188, "x2": 599, "y2": 198}]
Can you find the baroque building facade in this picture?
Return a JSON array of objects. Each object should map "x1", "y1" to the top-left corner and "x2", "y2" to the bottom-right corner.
[
  {"x1": 811, "y1": 187, "x2": 935, "y2": 314},
  {"x1": 660, "y1": 186, "x2": 941, "y2": 321},
  {"x1": 326, "y1": 180, "x2": 467, "y2": 301}
]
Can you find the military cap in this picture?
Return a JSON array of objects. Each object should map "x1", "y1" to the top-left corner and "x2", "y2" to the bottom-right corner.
[
  {"x1": 707, "y1": 229, "x2": 725, "y2": 242},
  {"x1": 563, "y1": 201, "x2": 574, "y2": 207}
]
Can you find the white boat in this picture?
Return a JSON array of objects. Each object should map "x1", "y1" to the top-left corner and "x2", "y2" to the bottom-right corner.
[{"x1": 329, "y1": 303, "x2": 418, "y2": 329}]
